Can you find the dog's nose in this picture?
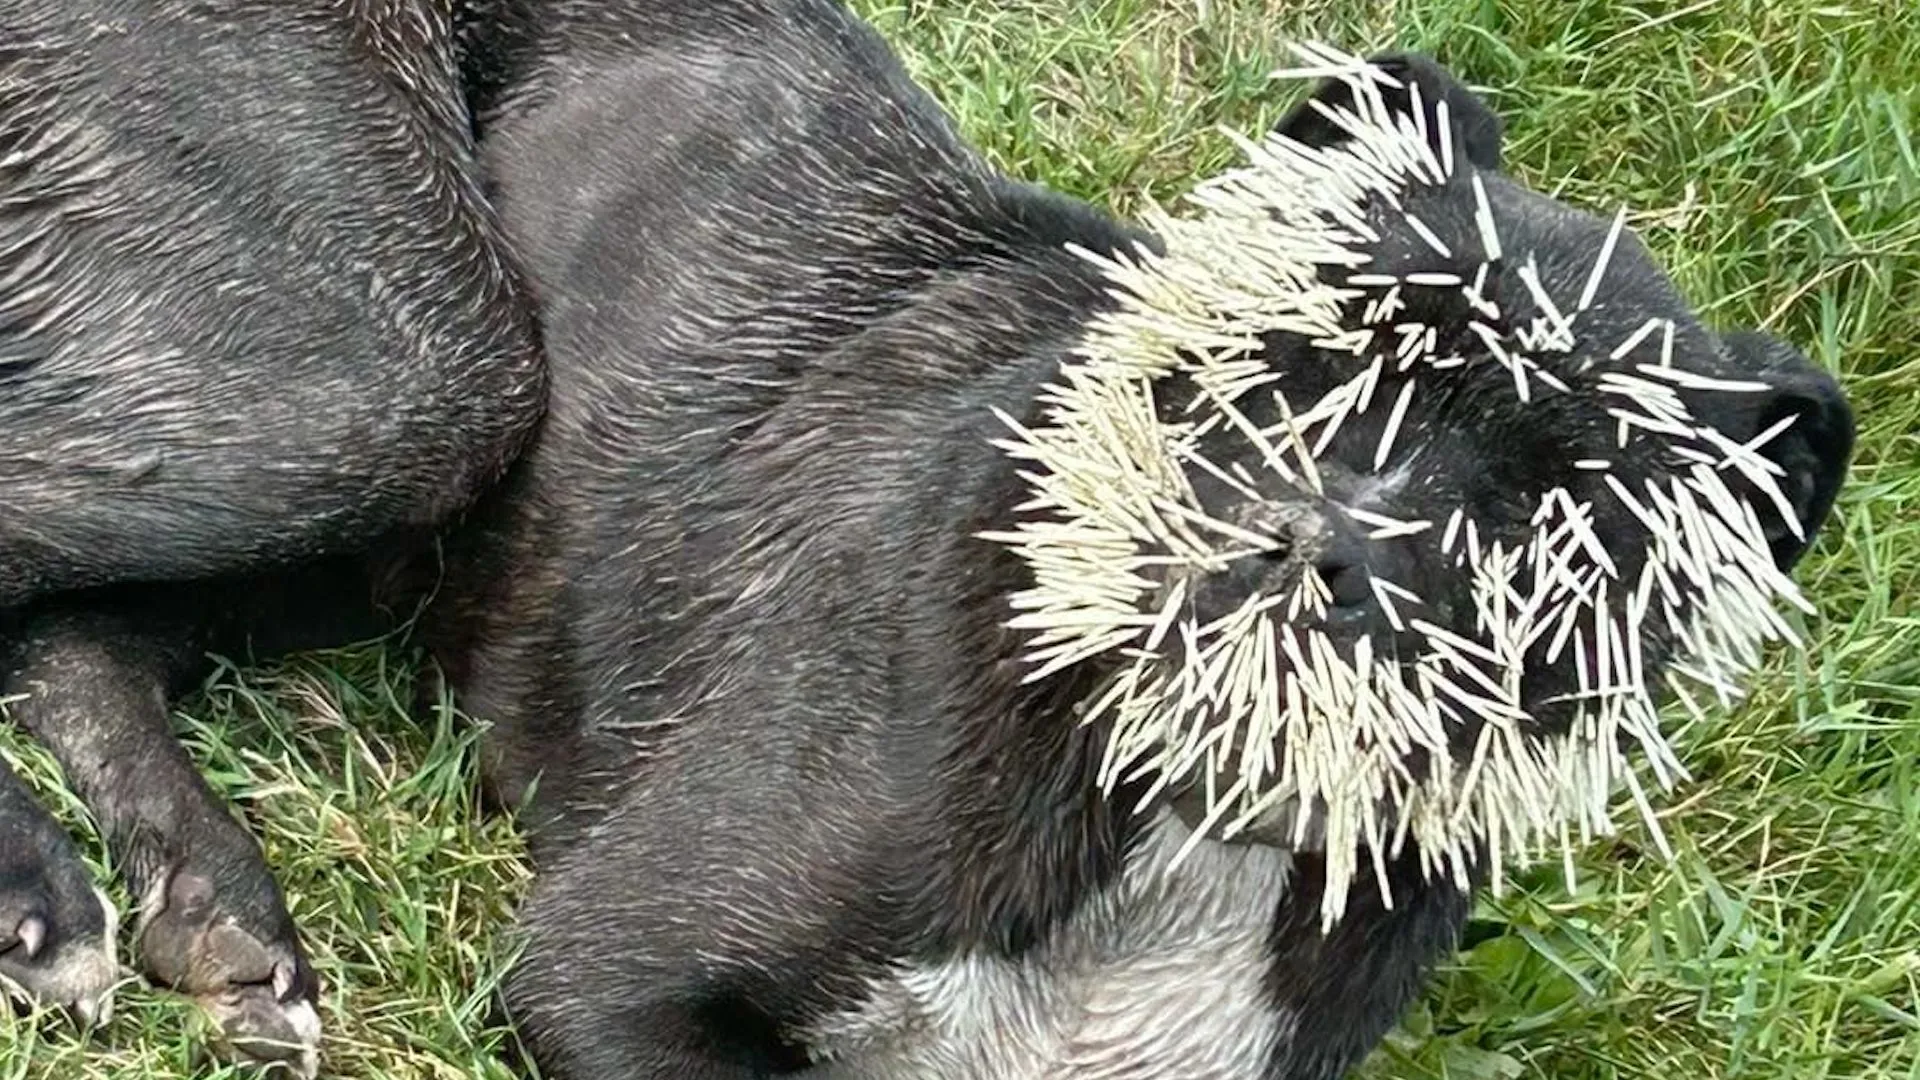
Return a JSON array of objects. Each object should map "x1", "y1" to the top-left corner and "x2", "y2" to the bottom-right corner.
[
  {"x1": 1245, "y1": 500, "x2": 1372, "y2": 606},
  {"x1": 1315, "y1": 547, "x2": 1373, "y2": 610},
  {"x1": 1304, "y1": 505, "x2": 1373, "y2": 613}
]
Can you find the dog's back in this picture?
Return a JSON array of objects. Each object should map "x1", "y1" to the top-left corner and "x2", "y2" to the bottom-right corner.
[{"x1": 436, "y1": 0, "x2": 1138, "y2": 830}]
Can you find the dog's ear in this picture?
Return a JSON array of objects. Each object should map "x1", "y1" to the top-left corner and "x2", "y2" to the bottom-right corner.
[{"x1": 1272, "y1": 52, "x2": 1503, "y2": 173}]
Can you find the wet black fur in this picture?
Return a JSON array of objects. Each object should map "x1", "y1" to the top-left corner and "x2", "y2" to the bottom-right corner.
[{"x1": 0, "y1": 0, "x2": 1854, "y2": 1077}]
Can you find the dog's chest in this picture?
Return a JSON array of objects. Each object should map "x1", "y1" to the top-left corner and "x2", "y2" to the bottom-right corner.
[{"x1": 803, "y1": 817, "x2": 1295, "y2": 1080}]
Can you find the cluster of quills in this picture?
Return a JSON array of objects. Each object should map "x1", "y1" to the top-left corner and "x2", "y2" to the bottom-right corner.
[{"x1": 981, "y1": 43, "x2": 1812, "y2": 929}]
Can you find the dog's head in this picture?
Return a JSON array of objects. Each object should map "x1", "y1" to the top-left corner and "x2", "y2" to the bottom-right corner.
[
  {"x1": 990, "y1": 50, "x2": 1854, "y2": 923},
  {"x1": 1202, "y1": 53, "x2": 1848, "y2": 578}
]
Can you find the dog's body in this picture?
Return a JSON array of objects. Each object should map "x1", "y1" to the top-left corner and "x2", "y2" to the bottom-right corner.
[
  {"x1": 424, "y1": 3, "x2": 1849, "y2": 1079},
  {"x1": 0, "y1": 1, "x2": 1853, "y2": 1078},
  {"x1": 0, "y1": 0, "x2": 541, "y2": 602},
  {"x1": 438, "y1": 7, "x2": 1473, "y2": 1077}
]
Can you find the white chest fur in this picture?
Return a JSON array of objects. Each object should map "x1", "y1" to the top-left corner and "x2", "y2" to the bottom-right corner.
[{"x1": 803, "y1": 815, "x2": 1296, "y2": 1080}]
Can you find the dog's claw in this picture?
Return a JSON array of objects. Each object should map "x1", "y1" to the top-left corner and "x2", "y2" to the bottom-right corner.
[
  {"x1": 272, "y1": 957, "x2": 298, "y2": 1002},
  {"x1": 0, "y1": 886, "x2": 120, "y2": 1027},
  {"x1": 14, "y1": 914, "x2": 45, "y2": 960},
  {"x1": 204, "y1": 982, "x2": 321, "y2": 1078}
]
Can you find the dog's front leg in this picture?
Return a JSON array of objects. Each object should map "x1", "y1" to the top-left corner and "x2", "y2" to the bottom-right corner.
[{"x1": 3, "y1": 598, "x2": 321, "y2": 1076}]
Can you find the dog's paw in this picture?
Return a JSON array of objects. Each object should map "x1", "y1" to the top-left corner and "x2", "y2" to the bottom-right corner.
[
  {"x1": 138, "y1": 868, "x2": 320, "y2": 1077},
  {"x1": 0, "y1": 873, "x2": 120, "y2": 1026}
]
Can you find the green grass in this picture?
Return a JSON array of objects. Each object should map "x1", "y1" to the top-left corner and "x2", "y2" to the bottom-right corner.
[{"x1": 2, "y1": 0, "x2": 1915, "y2": 1076}]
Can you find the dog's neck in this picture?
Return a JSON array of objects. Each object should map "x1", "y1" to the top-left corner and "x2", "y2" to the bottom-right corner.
[{"x1": 855, "y1": 206, "x2": 1174, "y2": 961}]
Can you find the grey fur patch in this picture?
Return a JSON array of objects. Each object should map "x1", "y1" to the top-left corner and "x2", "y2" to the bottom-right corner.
[{"x1": 803, "y1": 815, "x2": 1293, "y2": 1079}]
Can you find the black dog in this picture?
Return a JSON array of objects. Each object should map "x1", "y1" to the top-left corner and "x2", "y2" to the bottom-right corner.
[
  {"x1": 0, "y1": 1, "x2": 1853, "y2": 1078},
  {"x1": 422, "y1": 2, "x2": 1851, "y2": 1079},
  {"x1": 0, "y1": 0, "x2": 542, "y2": 1068}
]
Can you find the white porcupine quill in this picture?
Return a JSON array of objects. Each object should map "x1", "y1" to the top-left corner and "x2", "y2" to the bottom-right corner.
[{"x1": 979, "y1": 44, "x2": 1811, "y2": 930}]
